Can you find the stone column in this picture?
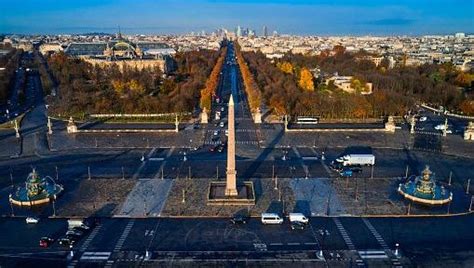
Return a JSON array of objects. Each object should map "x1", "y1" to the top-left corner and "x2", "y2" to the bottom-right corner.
[
  {"x1": 442, "y1": 118, "x2": 448, "y2": 137},
  {"x1": 253, "y1": 107, "x2": 262, "y2": 124},
  {"x1": 385, "y1": 116, "x2": 396, "y2": 133},
  {"x1": 225, "y1": 94, "x2": 238, "y2": 196},
  {"x1": 175, "y1": 114, "x2": 179, "y2": 133},
  {"x1": 14, "y1": 119, "x2": 20, "y2": 138},
  {"x1": 200, "y1": 107, "x2": 209, "y2": 124},
  {"x1": 47, "y1": 117, "x2": 53, "y2": 135},
  {"x1": 67, "y1": 117, "x2": 77, "y2": 133},
  {"x1": 464, "y1": 122, "x2": 474, "y2": 140}
]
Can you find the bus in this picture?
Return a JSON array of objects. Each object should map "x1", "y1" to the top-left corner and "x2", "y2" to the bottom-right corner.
[{"x1": 296, "y1": 116, "x2": 319, "y2": 124}]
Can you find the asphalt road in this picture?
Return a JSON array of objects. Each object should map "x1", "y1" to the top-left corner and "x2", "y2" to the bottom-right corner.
[{"x1": 0, "y1": 214, "x2": 473, "y2": 267}]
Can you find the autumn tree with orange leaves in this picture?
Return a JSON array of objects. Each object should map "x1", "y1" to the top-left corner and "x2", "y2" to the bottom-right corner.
[
  {"x1": 235, "y1": 42, "x2": 261, "y2": 112},
  {"x1": 298, "y1": 67, "x2": 314, "y2": 91},
  {"x1": 200, "y1": 46, "x2": 227, "y2": 111}
]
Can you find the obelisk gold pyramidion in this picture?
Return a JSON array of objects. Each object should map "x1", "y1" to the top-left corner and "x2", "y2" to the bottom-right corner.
[{"x1": 225, "y1": 94, "x2": 238, "y2": 196}]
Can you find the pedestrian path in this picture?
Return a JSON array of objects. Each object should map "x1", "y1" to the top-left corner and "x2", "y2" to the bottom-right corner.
[{"x1": 333, "y1": 218, "x2": 356, "y2": 251}]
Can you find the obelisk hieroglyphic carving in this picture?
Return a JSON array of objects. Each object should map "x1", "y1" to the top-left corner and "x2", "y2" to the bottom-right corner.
[{"x1": 225, "y1": 94, "x2": 238, "y2": 196}]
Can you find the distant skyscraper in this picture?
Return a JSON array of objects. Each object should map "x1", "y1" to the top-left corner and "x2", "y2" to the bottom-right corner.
[
  {"x1": 236, "y1": 25, "x2": 242, "y2": 37},
  {"x1": 263, "y1": 25, "x2": 268, "y2": 37}
]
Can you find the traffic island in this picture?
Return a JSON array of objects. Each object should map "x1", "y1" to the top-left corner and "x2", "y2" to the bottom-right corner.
[{"x1": 207, "y1": 181, "x2": 255, "y2": 206}]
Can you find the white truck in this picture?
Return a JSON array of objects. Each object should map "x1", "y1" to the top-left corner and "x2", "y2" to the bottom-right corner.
[
  {"x1": 335, "y1": 154, "x2": 375, "y2": 166},
  {"x1": 289, "y1": 213, "x2": 309, "y2": 224},
  {"x1": 67, "y1": 219, "x2": 92, "y2": 230}
]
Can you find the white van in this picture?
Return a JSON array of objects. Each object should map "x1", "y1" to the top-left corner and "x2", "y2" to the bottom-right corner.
[
  {"x1": 261, "y1": 213, "x2": 283, "y2": 224},
  {"x1": 289, "y1": 213, "x2": 308, "y2": 224}
]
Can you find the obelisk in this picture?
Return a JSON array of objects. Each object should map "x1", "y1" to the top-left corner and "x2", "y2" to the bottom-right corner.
[{"x1": 225, "y1": 94, "x2": 238, "y2": 196}]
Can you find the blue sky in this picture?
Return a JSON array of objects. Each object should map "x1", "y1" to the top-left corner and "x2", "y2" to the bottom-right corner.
[{"x1": 0, "y1": 0, "x2": 472, "y2": 35}]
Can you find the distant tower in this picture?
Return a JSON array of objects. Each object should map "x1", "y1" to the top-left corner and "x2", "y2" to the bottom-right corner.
[
  {"x1": 236, "y1": 25, "x2": 242, "y2": 37},
  {"x1": 263, "y1": 25, "x2": 268, "y2": 37},
  {"x1": 116, "y1": 26, "x2": 123, "y2": 39}
]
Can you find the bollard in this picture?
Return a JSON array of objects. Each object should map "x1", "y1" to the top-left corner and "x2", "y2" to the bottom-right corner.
[{"x1": 394, "y1": 243, "x2": 400, "y2": 257}]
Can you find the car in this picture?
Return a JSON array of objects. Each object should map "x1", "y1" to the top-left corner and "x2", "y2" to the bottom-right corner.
[
  {"x1": 219, "y1": 122, "x2": 225, "y2": 128},
  {"x1": 209, "y1": 145, "x2": 218, "y2": 152},
  {"x1": 211, "y1": 136, "x2": 220, "y2": 142},
  {"x1": 230, "y1": 215, "x2": 249, "y2": 224},
  {"x1": 66, "y1": 229, "x2": 84, "y2": 237},
  {"x1": 72, "y1": 226, "x2": 89, "y2": 232},
  {"x1": 330, "y1": 162, "x2": 343, "y2": 171},
  {"x1": 291, "y1": 221, "x2": 306, "y2": 230},
  {"x1": 58, "y1": 237, "x2": 76, "y2": 247},
  {"x1": 419, "y1": 116, "x2": 427, "y2": 122},
  {"x1": 349, "y1": 166, "x2": 363, "y2": 173},
  {"x1": 26, "y1": 217, "x2": 39, "y2": 224},
  {"x1": 213, "y1": 130, "x2": 219, "y2": 136},
  {"x1": 39, "y1": 237, "x2": 54, "y2": 248},
  {"x1": 225, "y1": 129, "x2": 228, "y2": 136},
  {"x1": 217, "y1": 145, "x2": 225, "y2": 153},
  {"x1": 340, "y1": 169, "x2": 353, "y2": 177},
  {"x1": 220, "y1": 107, "x2": 225, "y2": 112}
]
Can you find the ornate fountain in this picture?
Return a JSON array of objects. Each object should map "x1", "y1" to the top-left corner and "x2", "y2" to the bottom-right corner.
[
  {"x1": 398, "y1": 165, "x2": 452, "y2": 205},
  {"x1": 9, "y1": 168, "x2": 63, "y2": 206}
]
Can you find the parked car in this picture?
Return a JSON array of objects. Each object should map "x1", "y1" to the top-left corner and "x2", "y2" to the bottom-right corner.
[
  {"x1": 39, "y1": 237, "x2": 54, "y2": 248},
  {"x1": 26, "y1": 217, "x2": 39, "y2": 224},
  {"x1": 419, "y1": 116, "x2": 427, "y2": 122},
  {"x1": 213, "y1": 130, "x2": 219, "y2": 136},
  {"x1": 230, "y1": 215, "x2": 249, "y2": 224},
  {"x1": 291, "y1": 221, "x2": 306, "y2": 230},
  {"x1": 219, "y1": 122, "x2": 225, "y2": 128},
  {"x1": 340, "y1": 169, "x2": 353, "y2": 177},
  {"x1": 348, "y1": 165, "x2": 363, "y2": 173},
  {"x1": 330, "y1": 161, "x2": 343, "y2": 171}
]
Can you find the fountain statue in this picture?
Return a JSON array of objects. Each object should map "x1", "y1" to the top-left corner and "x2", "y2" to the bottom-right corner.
[
  {"x1": 398, "y1": 165, "x2": 452, "y2": 205},
  {"x1": 9, "y1": 168, "x2": 64, "y2": 206}
]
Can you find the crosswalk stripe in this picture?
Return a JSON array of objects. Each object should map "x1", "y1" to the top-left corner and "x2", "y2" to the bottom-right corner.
[
  {"x1": 80, "y1": 252, "x2": 111, "y2": 261},
  {"x1": 333, "y1": 218, "x2": 356, "y2": 251}
]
